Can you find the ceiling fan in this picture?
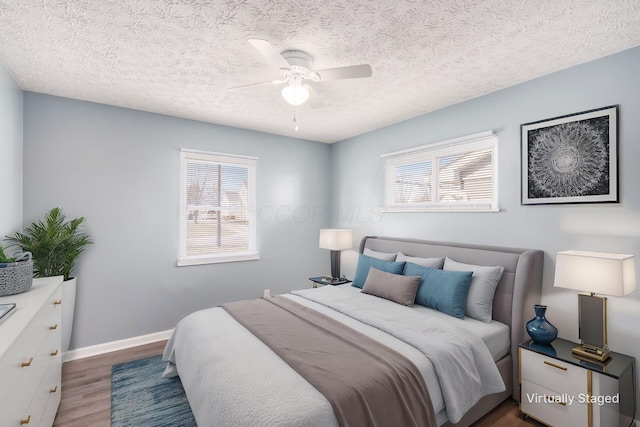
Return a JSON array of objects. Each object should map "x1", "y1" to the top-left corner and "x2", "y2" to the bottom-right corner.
[{"x1": 231, "y1": 39, "x2": 373, "y2": 108}]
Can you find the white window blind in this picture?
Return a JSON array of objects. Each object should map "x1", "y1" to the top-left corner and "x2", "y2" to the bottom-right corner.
[
  {"x1": 179, "y1": 149, "x2": 258, "y2": 266},
  {"x1": 382, "y1": 131, "x2": 498, "y2": 212}
]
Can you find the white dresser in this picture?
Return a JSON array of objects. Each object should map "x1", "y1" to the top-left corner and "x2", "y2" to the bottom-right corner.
[{"x1": 0, "y1": 276, "x2": 64, "y2": 427}]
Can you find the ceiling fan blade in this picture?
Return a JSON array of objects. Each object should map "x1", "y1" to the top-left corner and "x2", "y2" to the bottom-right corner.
[
  {"x1": 248, "y1": 39, "x2": 291, "y2": 70},
  {"x1": 227, "y1": 80, "x2": 274, "y2": 90},
  {"x1": 306, "y1": 86, "x2": 324, "y2": 109},
  {"x1": 315, "y1": 64, "x2": 372, "y2": 81}
]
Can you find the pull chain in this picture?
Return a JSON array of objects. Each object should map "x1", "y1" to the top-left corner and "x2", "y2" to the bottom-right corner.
[{"x1": 293, "y1": 108, "x2": 299, "y2": 131}]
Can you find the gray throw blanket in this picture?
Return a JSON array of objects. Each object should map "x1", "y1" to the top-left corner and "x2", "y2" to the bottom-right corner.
[{"x1": 222, "y1": 296, "x2": 438, "y2": 427}]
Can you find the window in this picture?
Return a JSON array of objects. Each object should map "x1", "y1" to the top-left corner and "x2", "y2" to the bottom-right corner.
[
  {"x1": 382, "y1": 131, "x2": 498, "y2": 212},
  {"x1": 179, "y1": 149, "x2": 258, "y2": 265}
]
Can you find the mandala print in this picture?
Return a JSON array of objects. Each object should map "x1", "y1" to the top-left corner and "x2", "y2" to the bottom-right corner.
[{"x1": 528, "y1": 117, "x2": 609, "y2": 198}]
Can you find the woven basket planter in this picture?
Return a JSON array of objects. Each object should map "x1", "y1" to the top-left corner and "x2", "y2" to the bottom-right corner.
[{"x1": 0, "y1": 253, "x2": 33, "y2": 297}]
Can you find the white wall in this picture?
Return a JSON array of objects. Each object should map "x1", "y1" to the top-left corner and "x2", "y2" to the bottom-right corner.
[
  {"x1": 23, "y1": 94, "x2": 333, "y2": 349},
  {"x1": 0, "y1": 63, "x2": 23, "y2": 240},
  {"x1": 332, "y1": 46, "x2": 640, "y2": 408}
]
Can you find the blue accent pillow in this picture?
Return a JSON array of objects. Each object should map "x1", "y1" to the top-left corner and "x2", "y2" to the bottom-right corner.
[
  {"x1": 352, "y1": 254, "x2": 406, "y2": 288},
  {"x1": 404, "y1": 262, "x2": 473, "y2": 319}
]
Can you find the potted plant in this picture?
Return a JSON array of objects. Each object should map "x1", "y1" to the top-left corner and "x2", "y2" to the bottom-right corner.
[{"x1": 6, "y1": 207, "x2": 93, "y2": 352}]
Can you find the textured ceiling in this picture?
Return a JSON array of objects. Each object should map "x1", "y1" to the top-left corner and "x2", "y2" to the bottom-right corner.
[{"x1": 1, "y1": 1, "x2": 639, "y2": 143}]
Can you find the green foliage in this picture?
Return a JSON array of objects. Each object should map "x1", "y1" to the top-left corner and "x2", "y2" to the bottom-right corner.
[
  {"x1": 6, "y1": 207, "x2": 93, "y2": 280},
  {"x1": 0, "y1": 243, "x2": 16, "y2": 263}
]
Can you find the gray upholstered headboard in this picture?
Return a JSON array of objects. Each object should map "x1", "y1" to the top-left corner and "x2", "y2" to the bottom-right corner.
[{"x1": 360, "y1": 236, "x2": 544, "y2": 403}]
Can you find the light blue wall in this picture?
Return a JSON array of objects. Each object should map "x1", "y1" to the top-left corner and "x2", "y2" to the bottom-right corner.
[
  {"x1": 332, "y1": 46, "x2": 640, "y2": 408},
  {"x1": 23, "y1": 94, "x2": 332, "y2": 349},
  {"x1": 0, "y1": 64, "x2": 23, "y2": 239}
]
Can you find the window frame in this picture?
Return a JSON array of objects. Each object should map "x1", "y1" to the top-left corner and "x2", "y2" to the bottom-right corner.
[
  {"x1": 178, "y1": 149, "x2": 258, "y2": 266},
  {"x1": 381, "y1": 131, "x2": 499, "y2": 212}
]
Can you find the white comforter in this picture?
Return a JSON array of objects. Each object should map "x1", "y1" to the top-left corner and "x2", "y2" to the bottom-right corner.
[{"x1": 163, "y1": 286, "x2": 505, "y2": 426}]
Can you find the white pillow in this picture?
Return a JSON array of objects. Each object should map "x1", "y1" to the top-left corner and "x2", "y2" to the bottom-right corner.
[
  {"x1": 396, "y1": 252, "x2": 444, "y2": 269},
  {"x1": 363, "y1": 248, "x2": 397, "y2": 261},
  {"x1": 443, "y1": 257, "x2": 504, "y2": 323}
]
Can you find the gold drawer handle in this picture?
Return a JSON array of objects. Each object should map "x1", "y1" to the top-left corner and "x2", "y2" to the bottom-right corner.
[
  {"x1": 49, "y1": 323, "x2": 58, "y2": 330},
  {"x1": 543, "y1": 360, "x2": 567, "y2": 371},
  {"x1": 53, "y1": 299, "x2": 62, "y2": 305},
  {"x1": 21, "y1": 415, "x2": 31, "y2": 425},
  {"x1": 544, "y1": 394, "x2": 567, "y2": 406},
  {"x1": 51, "y1": 349, "x2": 59, "y2": 356},
  {"x1": 22, "y1": 357, "x2": 34, "y2": 367},
  {"x1": 50, "y1": 385, "x2": 58, "y2": 393}
]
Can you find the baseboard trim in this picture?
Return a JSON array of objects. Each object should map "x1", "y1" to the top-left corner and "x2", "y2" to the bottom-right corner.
[{"x1": 63, "y1": 329, "x2": 173, "y2": 362}]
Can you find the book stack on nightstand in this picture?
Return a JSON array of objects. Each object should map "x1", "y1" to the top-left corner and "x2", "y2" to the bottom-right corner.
[
  {"x1": 519, "y1": 338, "x2": 635, "y2": 427},
  {"x1": 308, "y1": 276, "x2": 351, "y2": 288}
]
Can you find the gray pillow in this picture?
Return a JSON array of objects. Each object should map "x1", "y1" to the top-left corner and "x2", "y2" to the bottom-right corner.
[
  {"x1": 363, "y1": 248, "x2": 397, "y2": 261},
  {"x1": 361, "y1": 267, "x2": 421, "y2": 306},
  {"x1": 444, "y1": 257, "x2": 504, "y2": 322},
  {"x1": 397, "y1": 252, "x2": 445, "y2": 269}
]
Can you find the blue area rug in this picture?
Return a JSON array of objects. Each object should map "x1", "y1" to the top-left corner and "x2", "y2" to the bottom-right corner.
[{"x1": 111, "y1": 355, "x2": 196, "y2": 427}]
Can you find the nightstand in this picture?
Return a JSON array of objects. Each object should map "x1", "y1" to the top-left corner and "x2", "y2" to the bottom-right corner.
[
  {"x1": 519, "y1": 338, "x2": 635, "y2": 427},
  {"x1": 308, "y1": 276, "x2": 351, "y2": 288}
]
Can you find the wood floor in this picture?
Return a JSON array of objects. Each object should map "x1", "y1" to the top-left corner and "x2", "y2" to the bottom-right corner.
[
  {"x1": 52, "y1": 341, "x2": 544, "y2": 426},
  {"x1": 52, "y1": 341, "x2": 167, "y2": 427}
]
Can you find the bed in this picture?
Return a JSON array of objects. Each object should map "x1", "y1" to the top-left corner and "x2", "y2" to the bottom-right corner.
[{"x1": 163, "y1": 236, "x2": 543, "y2": 426}]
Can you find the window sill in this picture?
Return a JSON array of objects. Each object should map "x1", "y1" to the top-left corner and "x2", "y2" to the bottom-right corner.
[
  {"x1": 177, "y1": 252, "x2": 260, "y2": 266},
  {"x1": 382, "y1": 206, "x2": 499, "y2": 213}
]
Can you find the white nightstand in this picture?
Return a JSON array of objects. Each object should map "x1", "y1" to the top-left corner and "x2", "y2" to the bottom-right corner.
[{"x1": 519, "y1": 338, "x2": 635, "y2": 427}]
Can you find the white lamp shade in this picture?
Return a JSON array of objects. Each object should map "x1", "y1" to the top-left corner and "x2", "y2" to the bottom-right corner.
[
  {"x1": 554, "y1": 250, "x2": 636, "y2": 297},
  {"x1": 282, "y1": 83, "x2": 310, "y2": 106},
  {"x1": 319, "y1": 229, "x2": 352, "y2": 251}
]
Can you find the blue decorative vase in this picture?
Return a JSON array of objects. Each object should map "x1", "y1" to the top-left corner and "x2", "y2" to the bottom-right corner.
[{"x1": 526, "y1": 304, "x2": 558, "y2": 344}]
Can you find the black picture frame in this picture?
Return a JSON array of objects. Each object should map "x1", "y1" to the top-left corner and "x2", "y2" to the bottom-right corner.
[{"x1": 521, "y1": 105, "x2": 618, "y2": 205}]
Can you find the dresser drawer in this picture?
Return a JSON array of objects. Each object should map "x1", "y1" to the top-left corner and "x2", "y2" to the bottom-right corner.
[
  {"x1": 41, "y1": 390, "x2": 62, "y2": 427},
  {"x1": 521, "y1": 379, "x2": 588, "y2": 427},
  {"x1": 39, "y1": 329, "x2": 62, "y2": 401},
  {"x1": 0, "y1": 325, "x2": 54, "y2": 410},
  {"x1": 0, "y1": 342, "x2": 53, "y2": 427},
  {"x1": 38, "y1": 359, "x2": 62, "y2": 427},
  {"x1": 521, "y1": 349, "x2": 587, "y2": 396},
  {"x1": 42, "y1": 288, "x2": 63, "y2": 321},
  {"x1": 20, "y1": 357, "x2": 61, "y2": 427},
  {"x1": 0, "y1": 327, "x2": 42, "y2": 401},
  {"x1": 38, "y1": 321, "x2": 61, "y2": 362}
]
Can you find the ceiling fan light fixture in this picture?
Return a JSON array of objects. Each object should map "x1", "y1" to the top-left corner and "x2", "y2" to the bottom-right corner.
[
  {"x1": 282, "y1": 81, "x2": 310, "y2": 106},
  {"x1": 242, "y1": 39, "x2": 372, "y2": 109}
]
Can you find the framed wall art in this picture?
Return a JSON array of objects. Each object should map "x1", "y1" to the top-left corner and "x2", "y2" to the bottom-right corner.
[{"x1": 521, "y1": 105, "x2": 618, "y2": 205}]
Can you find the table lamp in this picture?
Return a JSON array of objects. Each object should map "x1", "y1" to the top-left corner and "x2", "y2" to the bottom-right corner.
[
  {"x1": 554, "y1": 250, "x2": 636, "y2": 361},
  {"x1": 319, "y1": 229, "x2": 352, "y2": 280}
]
